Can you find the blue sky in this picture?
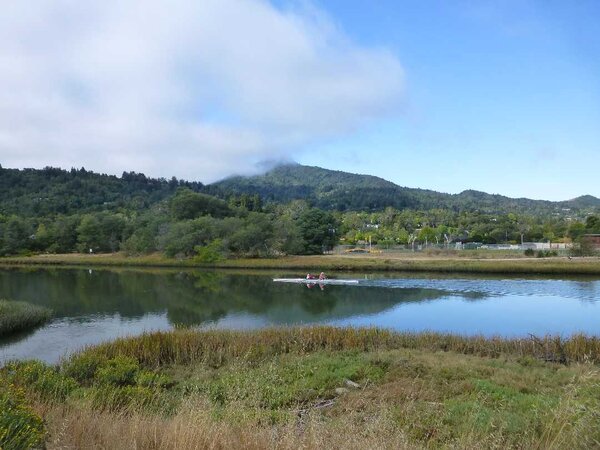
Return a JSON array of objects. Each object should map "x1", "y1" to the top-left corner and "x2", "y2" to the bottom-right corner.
[
  {"x1": 298, "y1": 1, "x2": 600, "y2": 200},
  {"x1": 1, "y1": 0, "x2": 598, "y2": 200}
]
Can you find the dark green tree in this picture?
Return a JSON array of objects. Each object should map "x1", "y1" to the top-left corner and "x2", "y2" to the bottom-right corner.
[{"x1": 297, "y1": 208, "x2": 339, "y2": 254}]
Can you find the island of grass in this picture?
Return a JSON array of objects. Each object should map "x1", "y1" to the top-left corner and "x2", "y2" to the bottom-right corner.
[
  {"x1": 0, "y1": 299, "x2": 52, "y2": 337},
  {"x1": 2, "y1": 326, "x2": 600, "y2": 449}
]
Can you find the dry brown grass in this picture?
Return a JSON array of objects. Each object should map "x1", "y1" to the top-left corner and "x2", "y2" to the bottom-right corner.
[
  {"x1": 39, "y1": 398, "x2": 411, "y2": 450},
  {"x1": 3, "y1": 252, "x2": 600, "y2": 275}
]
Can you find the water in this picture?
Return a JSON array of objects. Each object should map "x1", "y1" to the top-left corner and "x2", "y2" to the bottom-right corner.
[{"x1": 1, "y1": 267, "x2": 600, "y2": 364}]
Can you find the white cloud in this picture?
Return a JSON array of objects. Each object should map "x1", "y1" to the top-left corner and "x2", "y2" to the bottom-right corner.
[{"x1": 0, "y1": 0, "x2": 404, "y2": 182}]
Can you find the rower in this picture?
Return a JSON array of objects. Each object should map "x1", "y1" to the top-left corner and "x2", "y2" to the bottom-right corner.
[{"x1": 319, "y1": 272, "x2": 326, "y2": 280}]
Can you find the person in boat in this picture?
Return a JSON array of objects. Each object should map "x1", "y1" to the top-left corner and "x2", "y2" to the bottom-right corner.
[
  {"x1": 306, "y1": 273, "x2": 316, "y2": 279},
  {"x1": 319, "y1": 272, "x2": 326, "y2": 280}
]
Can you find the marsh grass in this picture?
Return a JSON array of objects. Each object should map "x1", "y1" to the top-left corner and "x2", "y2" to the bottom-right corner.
[
  {"x1": 0, "y1": 299, "x2": 52, "y2": 337},
  {"x1": 3, "y1": 327, "x2": 600, "y2": 449},
  {"x1": 77, "y1": 326, "x2": 600, "y2": 367},
  {"x1": 3, "y1": 252, "x2": 600, "y2": 275}
]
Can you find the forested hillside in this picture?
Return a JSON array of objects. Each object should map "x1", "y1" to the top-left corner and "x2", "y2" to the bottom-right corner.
[
  {"x1": 212, "y1": 164, "x2": 600, "y2": 216},
  {"x1": 0, "y1": 164, "x2": 599, "y2": 258},
  {"x1": 0, "y1": 165, "x2": 202, "y2": 216}
]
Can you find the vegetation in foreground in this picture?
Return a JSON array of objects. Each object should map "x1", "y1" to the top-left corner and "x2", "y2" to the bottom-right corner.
[
  {"x1": 2, "y1": 327, "x2": 600, "y2": 449},
  {"x1": 0, "y1": 299, "x2": 52, "y2": 337}
]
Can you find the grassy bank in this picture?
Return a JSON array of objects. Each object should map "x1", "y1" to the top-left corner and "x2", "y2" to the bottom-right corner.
[
  {"x1": 2, "y1": 327, "x2": 600, "y2": 449},
  {"x1": 0, "y1": 299, "x2": 52, "y2": 337},
  {"x1": 2, "y1": 252, "x2": 600, "y2": 275}
]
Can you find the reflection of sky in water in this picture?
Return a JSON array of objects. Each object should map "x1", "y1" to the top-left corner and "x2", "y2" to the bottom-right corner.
[
  {"x1": 329, "y1": 294, "x2": 600, "y2": 337},
  {"x1": 0, "y1": 313, "x2": 170, "y2": 364},
  {"x1": 1, "y1": 268, "x2": 600, "y2": 364},
  {"x1": 362, "y1": 278, "x2": 600, "y2": 302}
]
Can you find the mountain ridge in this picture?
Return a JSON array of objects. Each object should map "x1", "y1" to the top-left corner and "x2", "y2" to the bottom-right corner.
[{"x1": 210, "y1": 163, "x2": 600, "y2": 214}]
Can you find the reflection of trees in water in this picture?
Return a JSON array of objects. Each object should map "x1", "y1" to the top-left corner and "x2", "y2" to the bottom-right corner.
[
  {"x1": 0, "y1": 268, "x2": 488, "y2": 327},
  {"x1": 0, "y1": 326, "x2": 39, "y2": 348}
]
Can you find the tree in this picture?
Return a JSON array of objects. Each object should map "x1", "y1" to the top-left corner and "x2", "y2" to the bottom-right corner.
[
  {"x1": 76, "y1": 215, "x2": 102, "y2": 252},
  {"x1": 1, "y1": 216, "x2": 31, "y2": 255},
  {"x1": 76, "y1": 213, "x2": 126, "y2": 253},
  {"x1": 417, "y1": 226, "x2": 437, "y2": 246},
  {"x1": 170, "y1": 189, "x2": 231, "y2": 220},
  {"x1": 297, "y1": 208, "x2": 338, "y2": 254},
  {"x1": 586, "y1": 215, "x2": 600, "y2": 233}
]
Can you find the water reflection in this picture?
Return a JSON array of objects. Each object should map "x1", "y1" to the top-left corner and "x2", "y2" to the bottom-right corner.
[
  {"x1": 1, "y1": 267, "x2": 600, "y2": 363},
  {"x1": 0, "y1": 268, "x2": 470, "y2": 327}
]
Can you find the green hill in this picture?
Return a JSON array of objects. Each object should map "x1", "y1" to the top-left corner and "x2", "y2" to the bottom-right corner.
[
  {"x1": 0, "y1": 166, "x2": 203, "y2": 217},
  {"x1": 2, "y1": 163, "x2": 598, "y2": 218},
  {"x1": 210, "y1": 163, "x2": 600, "y2": 215},
  {"x1": 209, "y1": 164, "x2": 444, "y2": 211}
]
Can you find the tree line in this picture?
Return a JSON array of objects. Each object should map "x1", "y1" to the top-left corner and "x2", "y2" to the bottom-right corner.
[
  {"x1": 1, "y1": 166, "x2": 599, "y2": 258},
  {"x1": 0, "y1": 189, "x2": 338, "y2": 258}
]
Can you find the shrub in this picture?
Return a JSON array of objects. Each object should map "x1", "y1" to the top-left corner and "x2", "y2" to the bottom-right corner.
[
  {"x1": 62, "y1": 353, "x2": 108, "y2": 384},
  {"x1": 524, "y1": 249, "x2": 535, "y2": 257},
  {"x1": 3, "y1": 360, "x2": 78, "y2": 402},
  {"x1": 95, "y1": 356, "x2": 140, "y2": 386},
  {"x1": 0, "y1": 382, "x2": 45, "y2": 450},
  {"x1": 194, "y1": 239, "x2": 226, "y2": 263},
  {"x1": 536, "y1": 250, "x2": 560, "y2": 258}
]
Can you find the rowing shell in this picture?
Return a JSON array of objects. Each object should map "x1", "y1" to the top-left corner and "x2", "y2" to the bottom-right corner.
[{"x1": 273, "y1": 278, "x2": 360, "y2": 285}]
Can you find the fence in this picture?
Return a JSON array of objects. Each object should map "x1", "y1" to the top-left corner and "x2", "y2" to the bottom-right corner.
[{"x1": 333, "y1": 242, "x2": 572, "y2": 254}]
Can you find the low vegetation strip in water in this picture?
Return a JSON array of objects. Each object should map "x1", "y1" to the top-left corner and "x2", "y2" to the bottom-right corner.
[
  {"x1": 3, "y1": 252, "x2": 600, "y2": 275},
  {"x1": 0, "y1": 299, "x2": 52, "y2": 337},
  {"x1": 2, "y1": 327, "x2": 600, "y2": 449}
]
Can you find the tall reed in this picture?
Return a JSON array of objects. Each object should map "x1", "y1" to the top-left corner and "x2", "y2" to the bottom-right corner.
[
  {"x1": 0, "y1": 299, "x2": 52, "y2": 336},
  {"x1": 75, "y1": 326, "x2": 600, "y2": 368}
]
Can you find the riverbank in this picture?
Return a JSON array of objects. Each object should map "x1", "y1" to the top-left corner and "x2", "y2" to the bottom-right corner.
[
  {"x1": 0, "y1": 299, "x2": 52, "y2": 337},
  {"x1": 2, "y1": 326, "x2": 599, "y2": 449},
  {"x1": 2, "y1": 252, "x2": 600, "y2": 275}
]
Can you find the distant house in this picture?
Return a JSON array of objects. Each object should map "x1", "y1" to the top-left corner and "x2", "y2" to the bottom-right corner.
[{"x1": 583, "y1": 234, "x2": 600, "y2": 248}]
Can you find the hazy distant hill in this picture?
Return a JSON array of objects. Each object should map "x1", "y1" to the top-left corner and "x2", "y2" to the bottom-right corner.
[{"x1": 210, "y1": 163, "x2": 600, "y2": 215}]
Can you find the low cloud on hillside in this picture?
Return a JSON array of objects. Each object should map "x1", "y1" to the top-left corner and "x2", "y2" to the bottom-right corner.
[{"x1": 0, "y1": 0, "x2": 404, "y2": 181}]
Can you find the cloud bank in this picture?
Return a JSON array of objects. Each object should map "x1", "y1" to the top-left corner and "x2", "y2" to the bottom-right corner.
[{"x1": 0, "y1": 0, "x2": 404, "y2": 182}]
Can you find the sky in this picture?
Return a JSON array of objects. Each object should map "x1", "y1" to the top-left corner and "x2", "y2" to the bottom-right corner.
[{"x1": 0, "y1": 0, "x2": 598, "y2": 200}]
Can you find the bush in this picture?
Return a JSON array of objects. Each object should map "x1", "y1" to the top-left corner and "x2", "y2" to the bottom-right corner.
[
  {"x1": 194, "y1": 239, "x2": 226, "y2": 263},
  {"x1": 3, "y1": 360, "x2": 78, "y2": 402},
  {"x1": 95, "y1": 356, "x2": 140, "y2": 386},
  {"x1": 0, "y1": 382, "x2": 45, "y2": 450},
  {"x1": 62, "y1": 353, "x2": 108, "y2": 384},
  {"x1": 524, "y1": 248, "x2": 535, "y2": 257},
  {"x1": 536, "y1": 250, "x2": 559, "y2": 258}
]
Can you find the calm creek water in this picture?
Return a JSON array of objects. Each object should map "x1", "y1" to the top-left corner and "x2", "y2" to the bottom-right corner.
[{"x1": 1, "y1": 267, "x2": 600, "y2": 363}]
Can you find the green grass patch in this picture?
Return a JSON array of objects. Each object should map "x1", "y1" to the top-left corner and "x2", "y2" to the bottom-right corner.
[
  {"x1": 0, "y1": 299, "x2": 52, "y2": 337},
  {"x1": 185, "y1": 351, "x2": 386, "y2": 411}
]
